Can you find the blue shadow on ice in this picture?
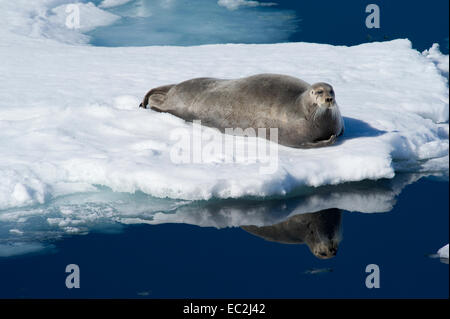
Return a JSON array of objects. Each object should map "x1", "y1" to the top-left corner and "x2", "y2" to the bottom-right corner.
[{"x1": 340, "y1": 117, "x2": 386, "y2": 140}]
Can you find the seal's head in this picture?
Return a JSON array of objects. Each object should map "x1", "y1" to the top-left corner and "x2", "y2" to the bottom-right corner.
[
  {"x1": 309, "y1": 82, "x2": 336, "y2": 108},
  {"x1": 302, "y1": 82, "x2": 342, "y2": 130},
  {"x1": 310, "y1": 239, "x2": 339, "y2": 259},
  {"x1": 304, "y1": 213, "x2": 342, "y2": 260}
]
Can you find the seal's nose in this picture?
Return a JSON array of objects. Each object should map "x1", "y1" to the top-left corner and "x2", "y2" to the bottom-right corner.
[{"x1": 325, "y1": 97, "x2": 333, "y2": 103}]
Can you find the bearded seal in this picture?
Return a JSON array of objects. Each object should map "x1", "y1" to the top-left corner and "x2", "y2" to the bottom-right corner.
[
  {"x1": 241, "y1": 209, "x2": 342, "y2": 259},
  {"x1": 139, "y1": 74, "x2": 344, "y2": 148}
]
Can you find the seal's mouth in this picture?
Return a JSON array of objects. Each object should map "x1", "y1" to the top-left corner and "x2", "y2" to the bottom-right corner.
[
  {"x1": 312, "y1": 243, "x2": 338, "y2": 259},
  {"x1": 317, "y1": 101, "x2": 335, "y2": 109}
]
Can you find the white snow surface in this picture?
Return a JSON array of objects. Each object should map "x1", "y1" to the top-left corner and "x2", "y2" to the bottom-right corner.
[
  {"x1": 0, "y1": 1, "x2": 449, "y2": 213},
  {"x1": 423, "y1": 44, "x2": 450, "y2": 78}
]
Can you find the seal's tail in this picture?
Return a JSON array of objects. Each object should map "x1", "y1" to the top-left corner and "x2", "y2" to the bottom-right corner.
[{"x1": 139, "y1": 84, "x2": 175, "y2": 109}]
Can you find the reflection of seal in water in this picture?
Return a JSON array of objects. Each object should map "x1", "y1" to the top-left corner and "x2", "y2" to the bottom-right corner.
[
  {"x1": 241, "y1": 209, "x2": 342, "y2": 259},
  {"x1": 139, "y1": 74, "x2": 344, "y2": 148}
]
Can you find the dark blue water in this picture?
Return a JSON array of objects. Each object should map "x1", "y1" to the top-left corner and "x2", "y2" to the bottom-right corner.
[
  {"x1": 281, "y1": 0, "x2": 449, "y2": 54},
  {"x1": 0, "y1": 176, "x2": 448, "y2": 298},
  {"x1": 87, "y1": 0, "x2": 449, "y2": 54}
]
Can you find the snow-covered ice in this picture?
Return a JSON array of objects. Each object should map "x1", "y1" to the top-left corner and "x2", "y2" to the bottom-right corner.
[
  {"x1": 0, "y1": 1, "x2": 448, "y2": 206},
  {"x1": 0, "y1": 1, "x2": 448, "y2": 255},
  {"x1": 423, "y1": 44, "x2": 449, "y2": 78},
  {"x1": 1, "y1": 35, "x2": 448, "y2": 204}
]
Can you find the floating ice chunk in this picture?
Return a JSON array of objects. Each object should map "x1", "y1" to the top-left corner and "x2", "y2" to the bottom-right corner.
[
  {"x1": 0, "y1": 39, "x2": 448, "y2": 206},
  {"x1": 9, "y1": 229, "x2": 24, "y2": 235},
  {"x1": 49, "y1": 2, "x2": 121, "y2": 33},
  {"x1": 437, "y1": 244, "x2": 449, "y2": 259},
  {"x1": 99, "y1": 0, "x2": 134, "y2": 8},
  {"x1": 218, "y1": 0, "x2": 277, "y2": 11},
  {"x1": 0, "y1": 1, "x2": 121, "y2": 45},
  {"x1": 0, "y1": 242, "x2": 50, "y2": 257}
]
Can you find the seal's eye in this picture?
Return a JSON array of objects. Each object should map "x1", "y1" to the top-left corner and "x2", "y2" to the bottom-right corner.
[
  {"x1": 330, "y1": 90, "x2": 334, "y2": 94},
  {"x1": 317, "y1": 90, "x2": 323, "y2": 94}
]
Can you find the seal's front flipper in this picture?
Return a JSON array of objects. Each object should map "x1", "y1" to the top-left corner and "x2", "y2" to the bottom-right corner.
[
  {"x1": 300, "y1": 135, "x2": 337, "y2": 149},
  {"x1": 139, "y1": 84, "x2": 175, "y2": 109}
]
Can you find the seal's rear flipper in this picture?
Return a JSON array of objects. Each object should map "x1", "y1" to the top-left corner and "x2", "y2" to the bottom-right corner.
[{"x1": 139, "y1": 84, "x2": 175, "y2": 110}]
